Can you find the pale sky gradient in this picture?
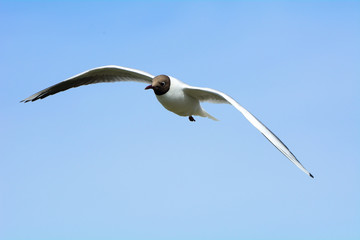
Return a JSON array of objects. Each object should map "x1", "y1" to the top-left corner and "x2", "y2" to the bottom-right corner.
[{"x1": 1, "y1": 1, "x2": 359, "y2": 239}]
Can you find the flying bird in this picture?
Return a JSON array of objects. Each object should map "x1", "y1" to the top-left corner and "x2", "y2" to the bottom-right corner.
[{"x1": 21, "y1": 65, "x2": 314, "y2": 178}]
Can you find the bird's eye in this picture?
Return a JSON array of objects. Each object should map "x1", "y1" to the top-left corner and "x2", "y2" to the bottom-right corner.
[{"x1": 160, "y1": 82, "x2": 166, "y2": 86}]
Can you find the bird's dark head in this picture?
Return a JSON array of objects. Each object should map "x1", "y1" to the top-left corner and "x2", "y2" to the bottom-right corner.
[{"x1": 145, "y1": 74, "x2": 170, "y2": 95}]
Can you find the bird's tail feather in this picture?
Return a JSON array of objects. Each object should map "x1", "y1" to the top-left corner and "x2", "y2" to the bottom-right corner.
[{"x1": 201, "y1": 110, "x2": 219, "y2": 121}]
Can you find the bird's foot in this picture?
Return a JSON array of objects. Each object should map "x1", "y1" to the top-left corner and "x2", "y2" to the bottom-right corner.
[{"x1": 189, "y1": 116, "x2": 196, "y2": 122}]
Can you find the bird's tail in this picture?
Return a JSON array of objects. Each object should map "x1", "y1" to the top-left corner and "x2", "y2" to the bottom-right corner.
[{"x1": 201, "y1": 110, "x2": 219, "y2": 121}]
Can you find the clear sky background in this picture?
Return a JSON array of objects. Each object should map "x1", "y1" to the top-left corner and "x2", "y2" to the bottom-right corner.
[{"x1": 1, "y1": 1, "x2": 359, "y2": 239}]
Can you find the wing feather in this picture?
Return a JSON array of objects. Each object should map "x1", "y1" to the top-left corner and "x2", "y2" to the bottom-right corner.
[
  {"x1": 21, "y1": 65, "x2": 154, "y2": 102},
  {"x1": 184, "y1": 86, "x2": 313, "y2": 178}
]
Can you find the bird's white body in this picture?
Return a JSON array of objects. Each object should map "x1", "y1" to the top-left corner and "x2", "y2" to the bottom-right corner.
[{"x1": 156, "y1": 76, "x2": 214, "y2": 119}]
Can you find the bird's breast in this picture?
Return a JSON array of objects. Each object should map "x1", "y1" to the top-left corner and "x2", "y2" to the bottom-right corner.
[{"x1": 155, "y1": 88, "x2": 200, "y2": 117}]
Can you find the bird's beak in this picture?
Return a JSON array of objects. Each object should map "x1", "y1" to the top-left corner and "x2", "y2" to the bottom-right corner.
[{"x1": 145, "y1": 85, "x2": 153, "y2": 90}]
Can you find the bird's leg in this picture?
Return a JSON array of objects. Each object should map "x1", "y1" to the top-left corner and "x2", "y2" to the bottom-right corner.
[{"x1": 189, "y1": 116, "x2": 196, "y2": 122}]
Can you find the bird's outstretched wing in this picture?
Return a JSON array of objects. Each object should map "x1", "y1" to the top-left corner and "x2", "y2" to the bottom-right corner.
[
  {"x1": 183, "y1": 86, "x2": 313, "y2": 178},
  {"x1": 21, "y1": 65, "x2": 154, "y2": 102}
]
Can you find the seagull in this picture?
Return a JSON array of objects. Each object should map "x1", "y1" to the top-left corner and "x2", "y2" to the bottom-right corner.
[{"x1": 21, "y1": 65, "x2": 314, "y2": 178}]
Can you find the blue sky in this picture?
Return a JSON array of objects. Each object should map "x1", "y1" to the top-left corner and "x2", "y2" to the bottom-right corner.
[{"x1": 1, "y1": 1, "x2": 359, "y2": 239}]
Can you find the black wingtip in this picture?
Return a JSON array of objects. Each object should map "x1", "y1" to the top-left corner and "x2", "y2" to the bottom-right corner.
[{"x1": 309, "y1": 173, "x2": 314, "y2": 178}]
